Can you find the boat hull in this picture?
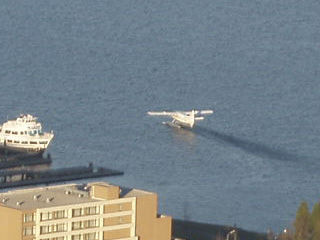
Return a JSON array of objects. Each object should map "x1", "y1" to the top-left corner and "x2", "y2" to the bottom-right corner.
[{"x1": 0, "y1": 145, "x2": 45, "y2": 156}]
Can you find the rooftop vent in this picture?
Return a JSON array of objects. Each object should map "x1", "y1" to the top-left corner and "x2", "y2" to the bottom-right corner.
[
  {"x1": 78, "y1": 194, "x2": 84, "y2": 198},
  {"x1": 33, "y1": 194, "x2": 41, "y2": 201},
  {"x1": 65, "y1": 190, "x2": 71, "y2": 195},
  {"x1": 16, "y1": 201, "x2": 23, "y2": 206},
  {"x1": 46, "y1": 197, "x2": 54, "y2": 203},
  {"x1": 1, "y1": 198, "x2": 8, "y2": 203}
]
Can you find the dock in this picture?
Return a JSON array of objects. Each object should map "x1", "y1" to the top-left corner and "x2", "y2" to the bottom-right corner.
[
  {"x1": 0, "y1": 163, "x2": 123, "y2": 189},
  {"x1": 0, "y1": 156, "x2": 51, "y2": 170}
]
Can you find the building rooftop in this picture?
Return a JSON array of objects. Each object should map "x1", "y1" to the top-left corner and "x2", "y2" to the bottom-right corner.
[
  {"x1": 0, "y1": 183, "x2": 99, "y2": 210},
  {"x1": 0, "y1": 182, "x2": 154, "y2": 210},
  {"x1": 123, "y1": 188, "x2": 154, "y2": 197}
]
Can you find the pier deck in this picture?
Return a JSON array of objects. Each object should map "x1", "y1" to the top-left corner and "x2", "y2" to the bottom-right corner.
[
  {"x1": 0, "y1": 156, "x2": 51, "y2": 169},
  {"x1": 0, "y1": 164, "x2": 123, "y2": 189}
]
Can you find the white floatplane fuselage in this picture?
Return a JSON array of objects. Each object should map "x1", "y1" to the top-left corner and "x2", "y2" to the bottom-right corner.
[{"x1": 147, "y1": 109, "x2": 213, "y2": 129}]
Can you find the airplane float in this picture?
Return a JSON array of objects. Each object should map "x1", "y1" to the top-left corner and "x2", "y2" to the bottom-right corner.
[{"x1": 147, "y1": 109, "x2": 213, "y2": 129}]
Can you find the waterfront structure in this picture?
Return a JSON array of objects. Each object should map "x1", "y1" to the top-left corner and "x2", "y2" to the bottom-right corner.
[
  {"x1": 0, "y1": 114, "x2": 54, "y2": 155},
  {"x1": 0, "y1": 182, "x2": 172, "y2": 240}
]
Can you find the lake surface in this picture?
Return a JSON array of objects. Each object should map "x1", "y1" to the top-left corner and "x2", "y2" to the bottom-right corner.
[{"x1": 1, "y1": 0, "x2": 320, "y2": 233}]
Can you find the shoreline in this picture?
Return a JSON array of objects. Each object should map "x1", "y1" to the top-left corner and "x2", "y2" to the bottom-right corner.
[{"x1": 172, "y1": 219, "x2": 268, "y2": 240}]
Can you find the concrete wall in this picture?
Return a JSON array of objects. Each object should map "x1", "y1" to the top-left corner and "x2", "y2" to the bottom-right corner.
[
  {"x1": 102, "y1": 196, "x2": 135, "y2": 239},
  {"x1": 135, "y1": 193, "x2": 172, "y2": 240},
  {"x1": 104, "y1": 215, "x2": 132, "y2": 226},
  {"x1": 91, "y1": 184, "x2": 120, "y2": 200},
  {"x1": 153, "y1": 216, "x2": 172, "y2": 240},
  {"x1": 103, "y1": 228, "x2": 131, "y2": 240},
  {"x1": 135, "y1": 193, "x2": 157, "y2": 240},
  {"x1": 0, "y1": 205, "x2": 22, "y2": 240}
]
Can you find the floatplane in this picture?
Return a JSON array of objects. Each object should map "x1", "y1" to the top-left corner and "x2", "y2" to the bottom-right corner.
[{"x1": 147, "y1": 109, "x2": 213, "y2": 128}]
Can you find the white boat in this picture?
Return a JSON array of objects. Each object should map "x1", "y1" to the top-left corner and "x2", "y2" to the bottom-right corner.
[
  {"x1": 148, "y1": 109, "x2": 214, "y2": 128},
  {"x1": 0, "y1": 114, "x2": 54, "y2": 155}
]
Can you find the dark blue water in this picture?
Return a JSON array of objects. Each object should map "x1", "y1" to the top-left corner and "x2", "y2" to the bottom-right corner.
[{"x1": 1, "y1": 0, "x2": 320, "y2": 233}]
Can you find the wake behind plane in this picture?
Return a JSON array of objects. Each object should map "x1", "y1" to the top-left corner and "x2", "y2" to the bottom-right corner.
[{"x1": 147, "y1": 109, "x2": 213, "y2": 128}]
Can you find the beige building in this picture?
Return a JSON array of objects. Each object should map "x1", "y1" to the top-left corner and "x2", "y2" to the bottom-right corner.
[{"x1": 0, "y1": 182, "x2": 172, "y2": 240}]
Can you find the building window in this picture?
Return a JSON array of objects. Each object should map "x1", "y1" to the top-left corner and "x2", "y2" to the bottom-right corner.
[
  {"x1": 72, "y1": 235, "x2": 81, "y2": 240},
  {"x1": 56, "y1": 223, "x2": 66, "y2": 232},
  {"x1": 83, "y1": 219, "x2": 97, "y2": 228},
  {"x1": 24, "y1": 213, "x2": 35, "y2": 222},
  {"x1": 41, "y1": 212, "x2": 52, "y2": 221},
  {"x1": 85, "y1": 206, "x2": 98, "y2": 215},
  {"x1": 53, "y1": 210, "x2": 66, "y2": 219},
  {"x1": 72, "y1": 221, "x2": 81, "y2": 230},
  {"x1": 5, "y1": 130, "x2": 10, "y2": 134},
  {"x1": 40, "y1": 225, "x2": 49, "y2": 234},
  {"x1": 83, "y1": 232, "x2": 98, "y2": 240},
  {"x1": 23, "y1": 226, "x2": 35, "y2": 236},
  {"x1": 72, "y1": 208, "x2": 82, "y2": 217}
]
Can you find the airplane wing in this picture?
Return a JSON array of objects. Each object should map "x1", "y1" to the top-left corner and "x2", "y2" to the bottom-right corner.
[
  {"x1": 180, "y1": 110, "x2": 214, "y2": 115},
  {"x1": 147, "y1": 111, "x2": 176, "y2": 116},
  {"x1": 148, "y1": 110, "x2": 214, "y2": 116}
]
